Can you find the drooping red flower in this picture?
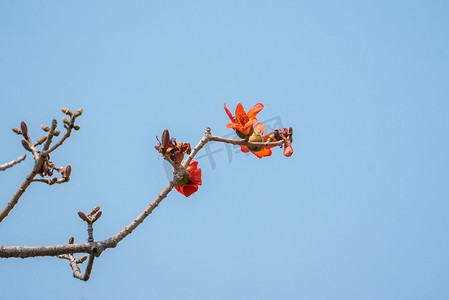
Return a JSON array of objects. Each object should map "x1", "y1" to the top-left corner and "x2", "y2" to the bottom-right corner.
[
  {"x1": 174, "y1": 161, "x2": 202, "y2": 197},
  {"x1": 224, "y1": 103, "x2": 264, "y2": 137},
  {"x1": 240, "y1": 123, "x2": 277, "y2": 158}
]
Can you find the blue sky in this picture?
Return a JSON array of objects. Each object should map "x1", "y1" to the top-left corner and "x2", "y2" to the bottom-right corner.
[{"x1": 1, "y1": 1, "x2": 449, "y2": 299}]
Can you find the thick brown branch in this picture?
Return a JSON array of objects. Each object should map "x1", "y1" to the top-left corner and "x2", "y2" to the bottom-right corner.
[
  {"x1": 0, "y1": 175, "x2": 181, "y2": 258},
  {"x1": 0, "y1": 155, "x2": 26, "y2": 171}
]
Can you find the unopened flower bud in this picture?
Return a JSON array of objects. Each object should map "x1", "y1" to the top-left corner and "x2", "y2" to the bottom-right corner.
[
  {"x1": 41, "y1": 124, "x2": 50, "y2": 132},
  {"x1": 12, "y1": 128, "x2": 22, "y2": 135},
  {"x1": 61, "y1": 108, "x2": 73, "y2": 116},
  {"x1": 37, "y1": 135, "x2": 47, "y2": 145},
  {"x1": 68, "y1": 236, "x2": 75, "y2": 244},
  {"x1": 74, "y1": 108, "x2": 83, "y2": 117},
  {"x1": 21, "y1": 121, "x2": 28, "y2": 137},
  {"x1": 92, "y1": 211, "x2": 102, "y2": 222},
  {"x1": 161, "y1": 129, "x2": 170, "y2": 149},
  {"x1": 65, "y1": 164, "x2": 72, "y2": 178},
  {"x1": 78, "y1": 211, "x2": 88, "y2": 222},
  {"x1": 247, "y1": 133, "x2": 263, "y2": 152},
  {"x1": 90, "y1": 205, "x2": 101, "y2": 215},
  {"x1": 73, "y1": 125, "x2": 80, "y2": 131},
  {"x1": 76, "y1": 255, "x2": 88, "y2": 264},
  {"x1": 63, "y1": 117, "x2": 70, "y2": 125},
  {"x1": 283, "y1": 140, "x2": 293, "y2": 157},
  {"x1": 54, "y1": 130, "x2": 61, "y2": 136},
  {"x1": 21, "y1": 139, "x2": 32, "y2": 151},
  {"x1": 52, "y1": 177, "x2": 58, "y2": 183}
]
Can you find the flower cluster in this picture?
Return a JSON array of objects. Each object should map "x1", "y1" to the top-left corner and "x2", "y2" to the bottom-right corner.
[
  {"x1": 156, "y1": 103, "x2": 292, "y2": 198},
  {"x1": 156, "y1": 129, "x2": 201, "y2": 197},
  {"x1": 224, "y1": 103, "x2": 293, "y2": 158}
]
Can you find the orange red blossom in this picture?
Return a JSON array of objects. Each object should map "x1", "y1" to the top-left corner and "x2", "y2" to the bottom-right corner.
[
  {"x1": 224, "y1": 103, "x2": 264, "y2": 138},
  {"x1": 174, "y1": 161, "x2": 202, "y2": 197},
  {"x1": 224, "y1": 102, "x2": 293, "y2": 158}
]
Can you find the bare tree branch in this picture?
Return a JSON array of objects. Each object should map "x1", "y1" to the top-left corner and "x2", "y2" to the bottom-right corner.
[{"x1": 0, "y1": 155, "x2": 26, "y2": 171}]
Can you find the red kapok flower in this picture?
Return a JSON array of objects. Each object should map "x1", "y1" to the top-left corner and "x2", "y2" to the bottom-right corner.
[
  {"x1": 174, "y1": 161, "x2": 202, "y2": 197},
  {"x1": 224, "y1": 103, "x2": 264, "y2": 137},
  {"x1": 240, "y1": 123, "x2": 277, "y2": 158}
]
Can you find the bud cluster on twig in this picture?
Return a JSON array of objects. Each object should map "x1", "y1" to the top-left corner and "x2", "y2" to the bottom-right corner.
[
  {"x1": 12, "y1": 108, "x2": 83, "y2": 185},
  {"x1": 78, "y1": 206, "x2": 102, "y2": 224}
]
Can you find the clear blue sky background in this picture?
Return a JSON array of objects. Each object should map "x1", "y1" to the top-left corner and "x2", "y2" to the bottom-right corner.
[{"x1": 1, "y1": 1, "x2": 449, "y2": 299}]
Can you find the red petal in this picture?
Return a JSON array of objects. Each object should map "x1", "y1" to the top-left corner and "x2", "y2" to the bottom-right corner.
[
  {"x1": 235, "y1": 103, "x2": 246, "y2": 121},
  {"x1": 252, "y1": 147, "x2": 272, "y2": 158},
  {"x1": 253, "y1": 123, "x2": 266, "y2": 135},
  {"x1": 240, "y1": 145, "x2": 250, "y2": 153},
  {"x1": 247, "y1": 103, "x2": 264, "y2": 118},
  {"x1": 189, "y1": 168, "x2": 202, "y2": 185},
  {"x1": 223, "y1": 103, "x2": 235, "y2": 122},
  {"x1": 182, "y1": 184, "x2": 199, "y2": 197},
  {"x1": 186, "y1": 160, "x2": 199, "y2": 172}
]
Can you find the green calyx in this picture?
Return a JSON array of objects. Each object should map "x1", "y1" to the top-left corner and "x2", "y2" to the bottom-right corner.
[
  {"x1": 177, "y1": 173, "x2": 191, "y2": 186},
  {"x1": 247, "y1": 133, "x2": 263, "y2": 152},
  {"x1": 236, "y1": 126, "x2": 254, "y2": 140}
]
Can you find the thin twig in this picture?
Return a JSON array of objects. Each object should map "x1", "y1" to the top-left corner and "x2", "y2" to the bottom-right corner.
[
  {"x1": 0, "y1": 121, "x2": 57, "y2": 223},
  {"x1": 46, "y1": 116, "x2": 78, "y2": 155},
  {"x1": 0, "y1": 155, "x2": 26, "y2": 171}
]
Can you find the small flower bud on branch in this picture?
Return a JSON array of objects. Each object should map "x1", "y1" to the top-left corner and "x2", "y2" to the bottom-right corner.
[
  {"x1": 63, "y1": 118, "x2": 70, "y2": 125},
  {"x1": 68, "y1": 236, "x2": 75, "y2": 244},
  {"x1": 74, "y1": 108, "x2": 83, "y2": 117},
  {"x1": 61, "y1": 108, "x2": 73, "y2": 116},
  {"x1": 35, "y1": 135, "x2": 48, "y2": 145},
  {"x1": 41, "y1": 124, "x2": 50, "y2": 132},
  {"x1": 78, "y1": 211, "x2": 88, "y2": 222},
  {"x1": 21, "y1": 139, "x2": 32, "y2": 152},
  {"x1": 76, "y1": 255, "x2": 88, "y2": 264},
  {"x1": 89, "y1": 206, "x2": 101, "y2": 217},
  {"x1": 73, "y1": 125, "x2": 81, "y2": 131},
  {"x1": 65, "y1": 164, "x2": 72, "y2": 178},
  {"x1": 161, "y1": 129, "x2": 170, "y2": 149},
  {"x1": 54, "y1": 130, "x2": 61, "y2": 136},
  {"x1": 92, "y1": 211, "x2": 102, "y2": 223},
  {"x1": 12, "y1": 128, "x2": 22, "y2": 135},
  {"x1": 20, "y1": 121, "x2": 28, "y2": 138}
]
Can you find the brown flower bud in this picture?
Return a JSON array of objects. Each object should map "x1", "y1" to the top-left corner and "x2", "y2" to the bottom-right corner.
[
  {"x1": 61, "y1": 108, "x2": 73, "y2": 116},
  {"x1": 74, "y1": 108, "x2": 83, "y2": 117},
  {"x1": 21, "y1": 139, "x2": 32, "y2": 151},
  {"x1": 65, "y1": 164, "x2": 72, "y2": 178},
  {"x1": 63, "y1": 117, "x2": 70, "y2": 125},
  {"x1": 78, "y1": 211, "x2": 88, "y2": 222},
  {"x1": 90, "y1": 205, "x2": 101, "y2": 216},
  {"x1": 54, "y1": 130, "x2": 61, "y2": 136},
  {"x1": 161, "y1": 129, "x2": 170, "y2": 149},
  {"x1": 283, "y1": 140, "x2": 293, "y2": 157},
  {"x1": 52, "y1": 177, "x2": 58, "y2": 183},
  {"x1": 20, "y1": 121, "x2": 28, "y2": 137},
  {"x1": 92, "y1": 211, "x2": 102, "y2": 222},
  {"x1": 41, "y1": 124, "x2": 50, "y2": 132},
  {"x1": 73, "y1": 125, "x2": 81, "y2": 131},
  {"x1": 37, "y1": 135, "x2": 47, "y2": 145},
  {"x1": 68, "y1": 236, "x2": 75, "y2": 244},
  {"x1": 12, "y1": 128, "x2": 22, "y2": 135},
  {"x1": 76, "y1": 255, "x2": 88, "y2": 264}
]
